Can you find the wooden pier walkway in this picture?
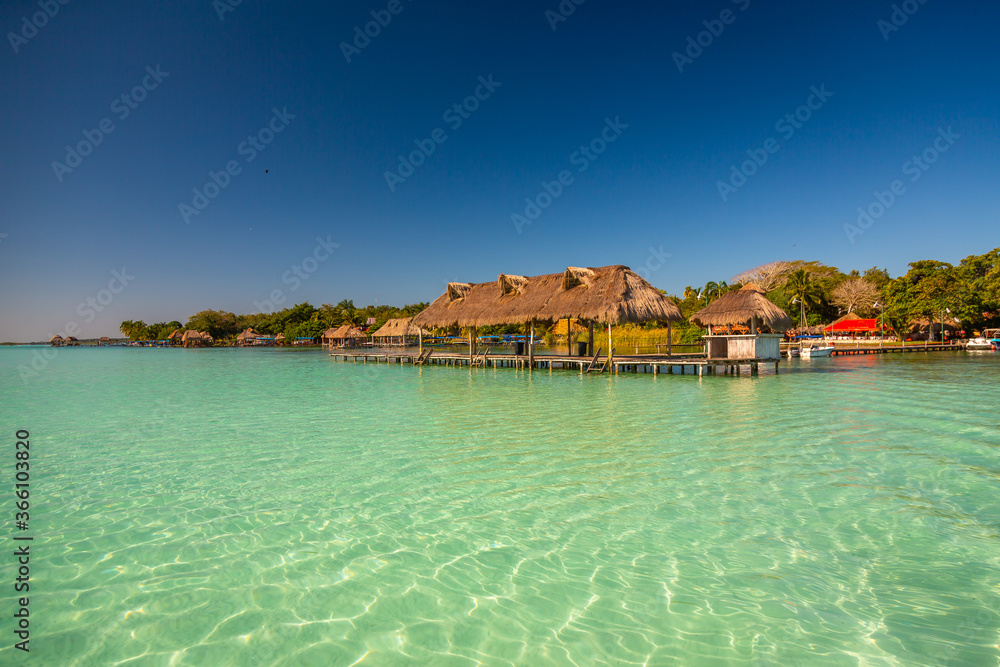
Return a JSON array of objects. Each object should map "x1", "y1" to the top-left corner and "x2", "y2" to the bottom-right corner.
[
  {"x1": 825, "y1": 343, "x2": 962, "y2": 356},
  {"x1": 328, "y1": 342, "x2": 965, "y2": 377},
  {"x1": 328, "y1": 350, "x2": 780, "y2": 376}
]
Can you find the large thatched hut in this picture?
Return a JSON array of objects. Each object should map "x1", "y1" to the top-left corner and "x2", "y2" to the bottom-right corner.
[
  {"x1": 412, "y1": 265, "x2": 682, "y2": 361},
  {"x1": 691, "y1": 283, "x2": 793, "y2": 360},
  {"x1": 370, "y1": 317, "x2": 428, "y2": 347}
]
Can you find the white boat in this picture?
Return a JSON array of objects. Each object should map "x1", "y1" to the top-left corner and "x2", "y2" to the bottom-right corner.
[
  {"x1": 800, "y1": 344, "x2": 834, "y2": 357},
  {"x1": 967, "y1": 329, "x2": 1000, "y2": 350}
]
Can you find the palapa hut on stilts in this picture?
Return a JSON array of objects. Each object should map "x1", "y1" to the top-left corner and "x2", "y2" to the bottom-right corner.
[
  {"x1": 49, "y1": 335, "x2": 64, "y2": 346},
  {"x1": 691, "y1": 283, "x2": 793, "y2": 360},
  {"x1": 412, "y1": 265, "x2": 682, "y2": 365},
  {"x1": 370, "y1": 317, "x2": 428, "y2": 347},
  {"x1": 324, "y1": 325, "x2": 368, "y2": 348},
  {"x1": 235, "y1": 328, "x2": 259, "y2": 346}
]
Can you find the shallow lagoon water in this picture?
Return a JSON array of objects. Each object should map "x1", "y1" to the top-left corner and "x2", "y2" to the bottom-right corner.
[{"x1": 2, "y1": 347, "x2": 999, "y2": 665}]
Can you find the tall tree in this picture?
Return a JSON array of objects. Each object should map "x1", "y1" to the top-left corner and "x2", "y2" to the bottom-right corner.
[
  {"x1": 731, "y1": 260, "x2": 792, "y2": 292},
  {"x1": 831, "y1": 278, "x2": 880, "y2": 315}
]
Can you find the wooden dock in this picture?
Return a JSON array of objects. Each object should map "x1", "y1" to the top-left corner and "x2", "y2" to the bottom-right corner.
[
  {"x1": 328, "y1": 342, "x2": 966, "y2": 377},
  {"x1": 328, "y1": 350, "x2": 780, "y2": 376}
]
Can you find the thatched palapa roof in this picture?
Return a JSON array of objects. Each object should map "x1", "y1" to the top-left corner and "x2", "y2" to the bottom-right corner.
[
  {"x1": 371, "y1": 317, "x2": 428, "y2": 338},
  {"x1": 326, "y1": 324, "x2": 366, "y2": 339},
  {"x1": 181, "y1": 330, "x2": 213, "y2": 343},
  {"x1": 236, "y1": 328, "x2": 259, "y2": 341},
  {"x1": 412, "y1": 265, "x2": 682, "y2": 328},
  {"x1": 691, "y1": 283, "x2": 794, "y2": 331},
  {"x1": 167, "y1": 329, "x2": 182, "y2": 340},
  {"x1": 49, "y1": 335, "x2": 64, "y2": 342}
]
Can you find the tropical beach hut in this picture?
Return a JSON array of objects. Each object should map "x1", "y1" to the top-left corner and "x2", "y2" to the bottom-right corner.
[
  {"x1": 340, "y1": 327, "x2": 367, "y2": 348},
  {"x1": 181, "y1": 330, "x2": 213, "y2": 348},
  {"x1": 274, "y1": 333, "x2": 285, "y2": 345},
  {"x1": 370, "y1": 318, "x2": 427, "y2": 347},
  {"x1": 321, "y1": 327, "x2": 339, "y2": 348},
  {"x1": 235, "y1": 328, "x2": 259, "y2": 346},
  {"x1": 691, "y1": 283, "x2": 793, "y2": 360},
  {"x1": 412, "y1": 265, "x2": 683, "y2": 363},
  {"x1": 49, "y1": 335, "x2": 64, "y2": 346},
  {"x1": 167, "y1": 329, "x2": 183, "y2": 346},
  {"x1": 98, "y1": 336, "x2": 111, "y2": 346},
  {"x1": 65, "y1": 336, "x2": 80, "y2": 346}
]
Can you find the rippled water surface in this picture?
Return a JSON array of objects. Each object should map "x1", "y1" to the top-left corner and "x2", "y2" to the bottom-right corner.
[{"x1": 2, "y1": 348, "x2": 999, "y2": 665}]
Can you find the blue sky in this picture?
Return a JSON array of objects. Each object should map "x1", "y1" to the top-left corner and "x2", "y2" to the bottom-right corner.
[{"x1": 0, "y1": 0, "x2": 997, "y2": 341}]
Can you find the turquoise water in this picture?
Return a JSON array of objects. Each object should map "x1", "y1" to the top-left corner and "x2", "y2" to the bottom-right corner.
[{"x1": 2, "y1": 347, "x2": 999, "y2": 665}]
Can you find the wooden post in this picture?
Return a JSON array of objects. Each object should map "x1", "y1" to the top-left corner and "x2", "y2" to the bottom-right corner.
[
  {"x1": 567, "y1": 318, "x2": 573, "y2": 356},
  {"x1": 608, "y1": 322, "x2": 613, "y2": 366},
  {"x1": 469, "y1": 327, "x2": 475, "y2": 365},
  {"x1": 418, "y1": 328, "x2": 423, "y2": 354},
  {"x1": 588, "y1": 321, "x2": 594, "y2": 357},
  {"x1": 667, "y1": 321, "x2": 672, "y2": 358},
  {"x1": 528, "y1": 321, "x2": 535, "y2": 369}
]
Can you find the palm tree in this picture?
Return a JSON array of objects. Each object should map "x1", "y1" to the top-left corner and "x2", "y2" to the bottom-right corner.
[{"x1": 785, "y1": 270, "x2": 823, "y2": 329}]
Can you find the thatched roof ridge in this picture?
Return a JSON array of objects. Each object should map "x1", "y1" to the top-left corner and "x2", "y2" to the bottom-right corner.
[
  {"x1": 49, "y1": 334, "x2": 64, "y2": 342},
  {"x1": 371, "y1": 317, "x2": 428, "y2": 338},
  {"x1": 275, "y1": 333, "x2": 285, "y2": 340},
  {"x1": 167, "y1": 329, "x2": 182, "y2": 340},
  {"x1": 498, "y1": 274, "x2": 528, "y2": 296},
  {"x1": 691, "y1": 284, "x2": 794, "y2": 331},
  {"x1": 182, "y1": 330, "x2": 213, "y2": 342},
  {"x1": 447, "y1": 283, "x2": 471, "y2": 301},
  {"x1": 413, "y1": 265, "x2": 682, "y2": 328},
  {"x1": 341, "y1": 326, "x2": 367, "y2": 339},
  {"x1": 236, "y1": 328, "x2": 259, "y2": 341}
]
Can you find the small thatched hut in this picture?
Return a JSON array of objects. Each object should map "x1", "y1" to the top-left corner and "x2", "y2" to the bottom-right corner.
[
  {"x1": 49, "y1": 334, "x2": 64, "y2": 346},
  {"x1": 99, "y1": 336, "x2": 111, "y2": 346},
  {"x1": 181, "y1": 330, "x2": 213, "y2": 348},
  {"x1": 235, "y1": 328, "x2": 259, "y2": 346},
  {"x1": 65, "y1": 336, "x2": 80, "y2": 346},
  {"x1": 167, "y1": 329, "x2": 183, "y2": 345},
  {"x1": 370, "y1": 318, "x2": 428, "y2": 347},
  {"x1": 274, "y1": 333, "x2": 286, "y2": 345},
  {"x1": 691, "y1": 284, "x2": 793, "y2": 360}
]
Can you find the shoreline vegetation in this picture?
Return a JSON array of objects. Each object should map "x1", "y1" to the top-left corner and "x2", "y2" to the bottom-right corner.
[{"x1": 11, "y1": 249, "x2": 1000, "y2": 347}]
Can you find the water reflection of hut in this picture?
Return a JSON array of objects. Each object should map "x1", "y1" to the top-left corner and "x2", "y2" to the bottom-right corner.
[{"x1": 691, "y1": 283, "x2": 793, "y2": 360}]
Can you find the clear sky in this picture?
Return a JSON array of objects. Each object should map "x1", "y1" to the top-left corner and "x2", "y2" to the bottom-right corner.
[{"x1": 1, "y1": 0, "x2": 997, "y2": 341}]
